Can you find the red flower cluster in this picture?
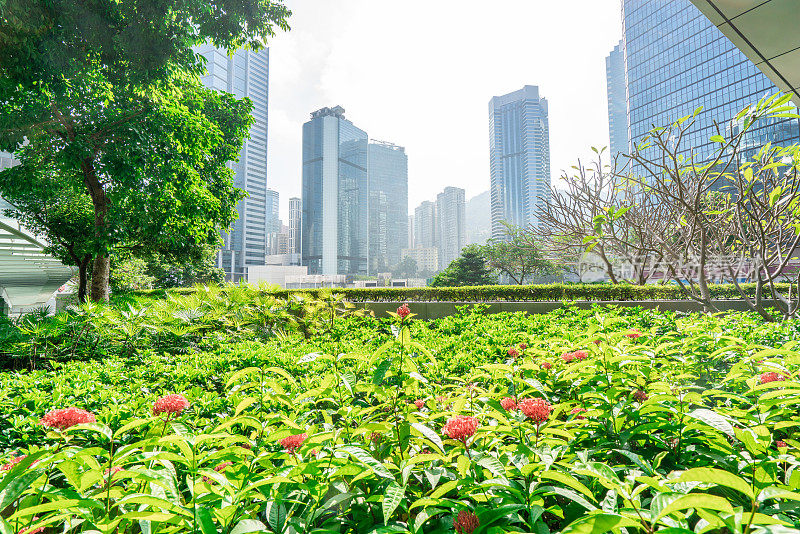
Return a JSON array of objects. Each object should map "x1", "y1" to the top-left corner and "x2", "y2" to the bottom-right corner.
[
  {"x1": 776, "y1": 440, "x2": 788, "y2": 449},
  {"x1": 542, "y1": 361, "x2": 552, "y2": 370},
  {"x1": 214, "y1": 461, "x2": 233, "y2": 472},
  {"x1": 1, "y1": 455, "x2": 27, "y2": 472},
  {"x1": 518, "y1": 343, "x2": 527, "y2": 350},
  {"x1": 152, "y1": 394, "x2": 189, "y2": 416},
  {"x1": 573, "y1": 350, "x2": 588, "y2": 360},
  {"x1": 396, "y1": 303, "x2": 411, "y2": 319},
  {"x1": 40, "y1": 407, "x2": 96, "y2": 431},
  {"x1": 500, "y1": 397, "x2": 517, "y2": 411},
  {"x1": 280, "y1": 433, "x2": 307, "y2": 453},
  {"x1": 760, "y1": 372, "x2": 786, "y2": 384},
  {"x1": 507, "y1": 347, "x2": 520, "y2": 358},
  {"x1": 453, "y1": 511, "x2": 479, "y2": 534},
  {"x1": 519, "y1": 398, "x2": 552, "y2": 424},
  {"x1": 625, "y1": 330, "x2": 642, "y2": 339},
  {"x1": 571, "y1": 407, "x2": 587, "y2": 420},
  {"x1": 633, "y1": 389, "x2": 648, "y2": 402},
  {"x1": 562, "y1": 352, "x2": 575, "y2": 363},
  {"x1": 18, "y1": 520, "x2": 44, "y2": 534},
  {"x1": 413, "y1": 399, "x2": 425, "y2": 410},
  {"x1": 443, "y1": 415, "x2": 478, "y2": 442}
]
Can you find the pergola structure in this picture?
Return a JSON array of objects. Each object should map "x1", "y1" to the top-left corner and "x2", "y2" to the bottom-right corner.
[
  {"x1": 691, "y1": 0, "x2": 800, "y2": 103},
  {"x1": 0, "y1": 217, "x2": 75, "y2": 315}
]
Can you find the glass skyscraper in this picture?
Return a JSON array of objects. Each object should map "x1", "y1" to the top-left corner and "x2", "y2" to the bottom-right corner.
[
  {"x1": 622, "y1": 0, "x2": 800, "y2": 162},
  {"x1": 195, "y1": 44, "x2": 270, "y2": 281},
  {"x1": 302, "y1": 106, "x2": 368, "y2": 275},
  {"x1": 265, "y1": 189, "x2": 280, "y2": 255},
  {"x1": 436, "y1": 186, "x2": 465, "y2": 270},
  {"x1": 368, "y1": 141, "x2": 408, "y2": 273},
  {"x1": 288, "y1": 197, "x2": 301, "y2": 255},
  {"x1": 606, "y1": 40, "x2": 629, "y2": 159},
  {"x1": 489, "y1": 85, "x2": 551, "y2": 240}
]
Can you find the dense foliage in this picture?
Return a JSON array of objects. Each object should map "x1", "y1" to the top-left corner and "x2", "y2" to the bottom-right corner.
[
  {"x1": 2, "y1": 291, "x2": 800, "y2": 532},
  {"x1": 431, "y1": 246, "x2": 497, "y2": 287}
]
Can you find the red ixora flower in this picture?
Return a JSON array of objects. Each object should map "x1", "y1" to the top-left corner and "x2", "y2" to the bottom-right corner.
[
  {"x1": 593, "y1": 339, "x2": 602, "y2": 345},
  {"x1": 18, "y1": 519, "x2": 44, "y2": 534},
  {"x1": 40, "y1": 407, "x2": 96, "y2": 431},
  {"x1": 500, "y1": 397, "x2": 517, "y2": 411},
  {"x1": 518, "y1": 398, "x2": 552, "y2": 424},
  {"x1": 573, "y1": 350, "x2": 588, "y2": 361},
  {"x1": 280, "y1": 433, "x2": 308, "y2": 453},
  {"x1": 1, "y1": 455, "x2": 27, "y2": 472},
  {"x1": 507, "y1": 347, "x2": 520, "y2": 358},
  {"x1": 571, "y1": 407, "x2": 587, "y2": 420},
  {"x1": 518, "y1": 343, "x2": 527, "y2": 350},
  {"x1": 396, "y1": 303, "x2": 411, "y2": 319},
  {"x1": 776, "y1": 440, "x2": 788, "y2": 449},
  {"x1": 760, "y1": 372, "x2": 786, "y2": 384},
  {"x1": 562, "y1": 352, "x2": 575, "y2": 363},
  {"x1": 633, "y1": 389, "x2": 648, "y2": 402},
  {"x1": 214, "y1": 461, "x2": 233, "y2": 472},
  {"x1": 152, "y1": 394, "x2": 189, "y2": 416},
  {"x1": 453, "y1": 511, "x2": 479, "y2": 534},
  {"x1": 443, "y1": 415, "x2": 478, "y2": 443},
  {"x1": 413, "y1": 399, "x2": 425, "y2": 410},
  {"x1": 542, "y1": 361, "x2": 552, "y2": 370},
  {"x1": 625, "y1": 330, "x2": 642, "y2": 339}
]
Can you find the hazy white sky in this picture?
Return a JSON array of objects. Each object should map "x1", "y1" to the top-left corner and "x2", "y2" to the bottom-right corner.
[{"x1": 266, "y1": 0, "x2": 622, "y2": 219}]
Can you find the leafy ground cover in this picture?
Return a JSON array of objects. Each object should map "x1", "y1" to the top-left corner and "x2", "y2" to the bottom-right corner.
[{"x1": 1, "y1": 288, "x2": 800, "y2": 533}]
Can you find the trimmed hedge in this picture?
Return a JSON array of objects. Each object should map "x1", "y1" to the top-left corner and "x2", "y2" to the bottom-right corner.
[{"x1": 132, "y1": 282, "x2": 791, "y2": 303}]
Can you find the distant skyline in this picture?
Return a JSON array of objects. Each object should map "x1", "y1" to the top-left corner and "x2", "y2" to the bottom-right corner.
[{"x1": 266, "y1": 0, "x2": 622, "y2": 220}]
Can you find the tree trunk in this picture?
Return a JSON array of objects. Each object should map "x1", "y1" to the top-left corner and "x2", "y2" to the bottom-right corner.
[
  {"x1": 91, "y1": 255, "x2": 110, "y2": 301},
  {"x1": 77, "y1": 255, "x2": 91, "y2": 303}
]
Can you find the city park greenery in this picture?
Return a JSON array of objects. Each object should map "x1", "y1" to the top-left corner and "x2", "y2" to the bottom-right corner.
[{"x1": 1, "y1": 289, "x2": 800, "y2": 532}]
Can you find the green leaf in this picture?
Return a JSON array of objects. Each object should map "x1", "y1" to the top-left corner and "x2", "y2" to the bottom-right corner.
[
  {"x1": 229, "y1": 519, "x2": 268, "y2": 534},
  {"x1": 382, "y1": 482, "x2": 405, "y2": 524},
  {"x1": 654, "y1": 494, "x2": 734, "y2": 523},
  {"x1": 686, "y1": 408, "x2": 735, "y2": 437},
  {"x1": 266, "y1": 501, "x2": 286, "y2": 533},
  {"x1": 410, "y1": 422, "x2": 444, "y2": 454},
  {"x1": 674, "y1": 468, "x2": 755, "y2": 500},
  {"x1": 561, "y1": 512, "x2": 640, "y2": 533},
  {"x1": 196, "y1": 507, "x2": 217, "y2": 534},
  {"x1": 340, "y1": 446, "x2": 393, "y2": 479},
  {"x1": 710, "y1": 135, "x2": 725, "y2": 143}
]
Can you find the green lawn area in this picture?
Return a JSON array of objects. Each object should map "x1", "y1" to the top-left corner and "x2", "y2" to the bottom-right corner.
[{"x1": 1, "y1": 288, "x2": 800, "y2": 533}]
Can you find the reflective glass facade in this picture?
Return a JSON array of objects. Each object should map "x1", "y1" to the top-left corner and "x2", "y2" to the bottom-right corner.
[
  {"x1": 622, "y1": 0, "x2": 800, "y2": 162},
  {"x1": 302, "y1": 107, "x2": 368, "y2": 275},
  {"x1": 265, "y1": 189, "x2": 280, "y2": 255},
  {"x1": 195, "y1": 44, "x2": 270, "y2": 281},
  {"x1": 436, "y1": 187, "x2": 465, "y2": 270},
  {"x1": 606, "y1": 40, "x2": 629, "y2": 159},
  {"x1": 489, "y1": 85, "x2": 551, "y2": 240},
  {"x1": 288, "y1": 197, "x2": 301, "y2": 255},
  {"x1": 368, "y1": 142, "x2": 408, "y2": 273}
]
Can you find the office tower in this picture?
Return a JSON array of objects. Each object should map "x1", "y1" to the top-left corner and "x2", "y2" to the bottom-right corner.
[
  {"x1": 489, "y1": 85, "x2": 551, "y2": 240},
  {"x1": 302, "y1": 106, "x2": 368, "y2": 275},
  {"x1": 407, "y1": 215, "x2": 414, "y2": 249},
  {"x1": 288, "y1": 197, "x2": 302, "y2": 255},
  {"x1": 265, "y1": 189, "x2": 280, "y2": 255},
  {"x1": 621, "y1": 0, "x2": 799, "y2": 162},
  {"x1": 368, "y1": 141, "x2": 408, "y2": 272},
  {"x1": 414, "y1": 201, "x2": 437, "y2": 249},
  {"x1": 466, "y1": 190, "x2": 491, "y2": 246},
  {"x1": 195, "y1": 44, "x2": 270, "y2": 281},
  {"x1": 436, "y1": 186, "x2": 466, "y2": 270},
  {"x1": 606, "y1": 40, "x2": 629, "y2": 159},
  {"x1": 401, "y1": 246, "x2": 438, "y2": 274}
]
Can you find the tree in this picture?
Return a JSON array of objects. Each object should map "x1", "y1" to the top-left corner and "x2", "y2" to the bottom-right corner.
[
  {"x1": 430, "y1": 246, "x2": 497, "y2": 287},
  {"x1": 0, "y1": 0, "x2": 291, "y2": 301},
  {"x1": 392, "y1": 256, "x2": 418, "y2": 279},
  {"x1": 482, "y1": 224, "x2": 559, "y2": 284}
]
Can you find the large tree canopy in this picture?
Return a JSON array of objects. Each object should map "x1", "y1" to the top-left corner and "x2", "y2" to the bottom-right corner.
[{"x1": 0, "y1": 0, "x2": 291, "y2": 301}]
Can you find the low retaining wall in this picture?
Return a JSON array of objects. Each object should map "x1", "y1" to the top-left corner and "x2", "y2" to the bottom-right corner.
[{"x1": 354, "y1": 299, "x2": 771, "y2": 320}]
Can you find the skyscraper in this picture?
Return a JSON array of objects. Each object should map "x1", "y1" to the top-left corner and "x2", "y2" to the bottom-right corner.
[
  {"x1": 436, "y1": 187, "x2": 466, "y2": 270},
  {"x1": 195, "y1": 44, "x2": 270, "y2": 281},
  {"x1": 621, "y1": 0, "x2": 799, "y2": 161},
  {"x1": 288, "y1": 197, "x2": 301, "y2": 255},
  {"x1": 414, "y1": 201, "x2": 437, "y2": 249},
  {"x1": 606, "y1": 40, "x2": 629, "y2": 159},
  {"x1": 302, "y1": 106, "x2": 369, "y2": 275},
  {"x1": 489, "y1": 85, "x2": 551, "y2": 240},
  {"x1": 265, "y1": 189, "x2": 280, "y2": 255},
  {"x1": 368, "y1": 141, "x2": 408, "y2": 272}
]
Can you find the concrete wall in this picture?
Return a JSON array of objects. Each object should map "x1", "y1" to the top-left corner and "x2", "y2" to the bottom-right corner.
[{"x1": 353, "y1": 299, "x2": 774, "y2": 320}]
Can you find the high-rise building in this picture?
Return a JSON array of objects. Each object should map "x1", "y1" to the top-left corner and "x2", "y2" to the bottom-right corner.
[
  {"x1": 265, "y1": 189, "x2": 281, "y2": 255},
  {"x1": 414, "y1": 201, "x2": 437, "y2": 249},
  {"x1": 288, "y1": 197, "x2": 302, "y2": 255},
  {"x1": 436, "y1": 186, "x2": 466, "y2": 270},
  {"x1": 407, "y1": 215, "x2": 414, "y2": 249},
  {"x1": 368, "y1": 141, "x2": 408, "y2": 272},
  {"x1": 466, "y1": 190, "x2": 491, "y2": 246},
  {"x1": 621, "y1": 0, "x2": 800, "y2": 161},
  {"x1": 302, "y1": 106, "x2": 369, "y2": 275},
  {"x1": 195, "y1": 44, "x2": 270, "y2": 281},
  {"x1": 489, "y1": 85, "x2": 551, "y2": 240},
  {"x1": 606, "y1": 40, "x2": 629, "y2": 159}
]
